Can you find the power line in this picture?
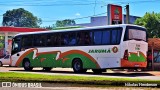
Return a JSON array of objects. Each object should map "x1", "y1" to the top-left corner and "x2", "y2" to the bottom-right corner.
[
  {"x1": 101, "y1": 0, "x2": 159, "y2": 7},
  {"x1": 93, "y1": 0, "x2": 98, "y2": 16},
  {"x1": 0, "y1": 0, "x2": 158, "y2": 7},
  {"x1": 0, "y1": 12, "x2": 107, "y2": 23},
  {"x1": 0, "y1": 2, "x2": 103, "y2": 6},
  {"x1": 117, "y1": 0, "x2": 158, "y2": 4},
  {"x1": 42, "y1": 12, "x2": 107, "y2": 22},
  {"x1": 0, "y1": 0, "x2": 159, "y2": 24}
]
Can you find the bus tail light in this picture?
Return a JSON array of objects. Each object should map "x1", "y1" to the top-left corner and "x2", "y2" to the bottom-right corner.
[{"x1": 123, "y1": 50, "x2": 128, "y2": 60}]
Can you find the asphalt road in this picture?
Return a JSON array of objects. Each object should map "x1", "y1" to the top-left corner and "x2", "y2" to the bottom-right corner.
[
  {"x1": 0, "y1": 66, "x2": 160, "y2": 80},
  {"x1": 1, "y1": 66, "x2": 160, "y2": 90}
]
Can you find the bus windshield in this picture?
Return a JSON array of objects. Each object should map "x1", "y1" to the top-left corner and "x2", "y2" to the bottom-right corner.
[
  {"x1": 11, "y1": 37, "x2": 21, "y2": 55},
  {"x1": 124, "y1": 26, "x2": 147, "y2": 41}
]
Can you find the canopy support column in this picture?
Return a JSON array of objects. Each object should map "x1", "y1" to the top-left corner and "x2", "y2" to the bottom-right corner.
[{"x1": 4, "y1": 32, "x2": 8, "y2": 55}]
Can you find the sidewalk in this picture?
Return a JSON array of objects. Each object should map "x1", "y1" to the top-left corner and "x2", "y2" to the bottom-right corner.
[{"x1": 109, "y1": 69, "x2": 160, "y2": 76}]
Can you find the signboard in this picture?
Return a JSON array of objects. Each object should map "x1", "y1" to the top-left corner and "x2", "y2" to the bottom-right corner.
[
  {"x1": 7, "y1": 39, "x2": 12, "y2": 54},
  {"x1": 107, "y1": 4, "x2": 122, "y2": 25}
]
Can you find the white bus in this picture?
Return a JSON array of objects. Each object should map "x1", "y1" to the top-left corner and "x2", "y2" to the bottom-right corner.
[{"x1": 11, "y1": 24, "x2": 148, "y2": 73}]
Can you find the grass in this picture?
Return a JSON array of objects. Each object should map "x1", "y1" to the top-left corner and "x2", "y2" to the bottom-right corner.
[{"x1": 0, "y1": 72, "x2": 160, "y2": 87}]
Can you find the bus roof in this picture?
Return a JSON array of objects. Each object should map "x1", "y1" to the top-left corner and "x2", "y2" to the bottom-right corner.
[{"x1": 14, "y1": 24, "x2": 146, "y2": 37}]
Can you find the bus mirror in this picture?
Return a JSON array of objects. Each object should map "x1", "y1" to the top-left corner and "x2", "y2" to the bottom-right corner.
[{"x1": 21, "y1": 48, "x2": 25, "y2": 51}]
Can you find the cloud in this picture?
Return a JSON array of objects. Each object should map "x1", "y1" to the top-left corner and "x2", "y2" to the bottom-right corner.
[{"x1": 75, "y1": 13, "x2": 81, "y2": 16}]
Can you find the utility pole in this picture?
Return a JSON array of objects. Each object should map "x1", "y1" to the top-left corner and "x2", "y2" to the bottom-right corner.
[
  {"x1": 126, "y1": 4, "x2": 130, "y2": 24},
  {"x1": 152, "y1": 42, "x2": 154, "y2": 71}
]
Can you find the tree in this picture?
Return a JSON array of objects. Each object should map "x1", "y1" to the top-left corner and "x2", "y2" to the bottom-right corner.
[
  {"x1": 2, "y1": 8, "x2": 42, "y2": 28},
  {"x1": 135, "y1": 12, "x2": 160, "y2": 38},
  {"x1": 56, "y1": 19, "x2": 76, "y2": 27},
  {"x1": 0, "y1": 43, "x2": 3, "y2": 48},
  {"x1": 42, "y1": 25, "x2": 55, "y2": 30},
  {"x1": 0, "y1": 36, "x2": 4, "y2": 48}
]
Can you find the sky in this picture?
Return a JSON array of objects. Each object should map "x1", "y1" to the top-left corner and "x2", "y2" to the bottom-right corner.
[{"x1": 0, "y1": 0, "x2": 159, "y2": 27}]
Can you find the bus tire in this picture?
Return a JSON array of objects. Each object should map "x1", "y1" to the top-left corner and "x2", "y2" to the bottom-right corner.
[
  {"x1": 0, "y1": 61, "x2": 3, "y2": 67},
  {"x1": 23, "y1": 59, "x2": 33, "y2": 71},
  {"x1": 92, "y1": 69, "x2": 104, "y2": 74},
  {"x1": 82, "y1": 69, "x2": 87, "y2": 73},
  {"x1": 43, "y1": 67, "x2": 52, "y2": 71},
  {"x1": 72, "y1": 58, "x2": 86, "y2": 73}
]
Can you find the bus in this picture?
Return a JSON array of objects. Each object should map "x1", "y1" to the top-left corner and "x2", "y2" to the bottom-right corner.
[{"x1": 11, "y1": 24, "x2": 148, "y2": 73}]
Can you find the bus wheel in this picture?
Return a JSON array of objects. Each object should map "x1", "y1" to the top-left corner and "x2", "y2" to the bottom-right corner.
[
  {"x1": 43, "y1": 67, "x2": 52, "y2": 71},
  {"x1": 82, "y1": 69, "x2": 87, "y2": 72},
  {"x1": 72, "y1": 59, "x2": 86, "y2": 73},
  {"x1": 23, "y1": 59, "x2": 33, "y2": 71},
  {"x1": 0, "y1": 61, "x2": 3, "y2": 67},
  {"x1": 92, "y1": 69, "x2": 104, "y2": 74}
]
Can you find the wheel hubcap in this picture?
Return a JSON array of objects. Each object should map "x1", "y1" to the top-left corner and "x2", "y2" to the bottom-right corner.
[
  {"x1": 74, "y1": 62, "x2": 80, "y2": 70},
  {"x1": 25, "y1": 62, "x2": 30, "y2": 68}
]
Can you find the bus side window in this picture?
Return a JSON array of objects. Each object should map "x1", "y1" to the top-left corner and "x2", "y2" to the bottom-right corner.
[
  {"x1": 40, "y1": 35, "x2": 46, "y2": 46},
  {"x1": 46, "y1": 34, "x2": 51, "y2": 46},
  {"x1": 68, "y1": 32, "x2": 77, "y2": 46},
  {"x1": 77, "y1": 32, "x2": 85, "y2": 45},
  {"x1": 93, "y1": 31, "x2": 102, "y2": 45},
  {"x1": 34, "y1": 35, "x2": 40, "y2": 47},
  {"x1": 117, "y1": 30, "x2": 122, "y2": 44},
  {"x1": 111, "y1": 30, "x2": 117, "y2": 44},
  {"x1": 21, "y1": 37, "x2": 25, "y2": 48},
  {"x1": 21, "y1": 35, "x2": 33, "y2": 49},
  {"x1": 111, "y1": 29, "x2": 122, "y2": 45},
  {"x1": 63, "y1": 33, "x2": 69, "y2": 45},
  {"x1": 84, "y1": 32, "x2": 92, "y2": 45},
  {"x1": 102, "y1": 30, "x2": 110, "y2": 44},
  {"x1": 34, "y1": 34, "x2": 46, "y2": 47},
  {"x1": 47, "y1": 33, "x2": 58, "y2": 47},
  {"x1": 56, "y1": 33, "x2": 61, "y2": 46},
  {"x1": 28, "y1": 35, "x2": 33, "y2": 47}
]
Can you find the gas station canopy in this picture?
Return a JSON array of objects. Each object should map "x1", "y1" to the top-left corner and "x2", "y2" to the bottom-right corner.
[
  {"x1": 0, "y1": 26, "x2": 47, "y2": 56},
  {"x1": 0, "y1": 26, "x2": 46, "y2": 32}
]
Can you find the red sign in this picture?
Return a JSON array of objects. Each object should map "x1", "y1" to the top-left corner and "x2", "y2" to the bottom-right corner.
[
  {"x1": 8, "y1": 39, "x2": 12, "y2": 45},
  {"x1": 107, "y1": 4, "x2": 122, "y2": 25}
]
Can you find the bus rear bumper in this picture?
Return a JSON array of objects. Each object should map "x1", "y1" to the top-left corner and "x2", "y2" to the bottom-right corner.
[{"x1": 121, "y1": 59, "x2": 147, "y2": 68}]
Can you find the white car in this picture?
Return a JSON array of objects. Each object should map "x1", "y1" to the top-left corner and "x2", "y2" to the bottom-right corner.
[{"x1": 0, "y1": 55, "x2": 11, "y2": 66}]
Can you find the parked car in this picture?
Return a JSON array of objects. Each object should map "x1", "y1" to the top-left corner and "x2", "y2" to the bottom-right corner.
[{"x1": 0, "y1": 55, "x2": 11, "y2": 66}]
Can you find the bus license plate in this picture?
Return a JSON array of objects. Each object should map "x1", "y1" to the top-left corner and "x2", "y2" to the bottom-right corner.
[{"x1": 135, "y1": 65, "x2": 139, "y2": 67}]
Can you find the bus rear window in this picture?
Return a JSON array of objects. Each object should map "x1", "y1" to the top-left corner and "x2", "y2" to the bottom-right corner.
[
  {"x1": 129, "y1": 29, "x2": 146, "y2": 41},
  {"x1": 124, "y1": 26, "x2": 147, "y2": 41}
]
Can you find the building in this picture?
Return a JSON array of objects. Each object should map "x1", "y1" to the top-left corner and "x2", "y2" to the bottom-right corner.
[
  {"x1": 75, "y1": 15, "x2": 140, "y2": 27},
  {"x1": 148, "y1": 38, "x2": 160, "y2": 70}
]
